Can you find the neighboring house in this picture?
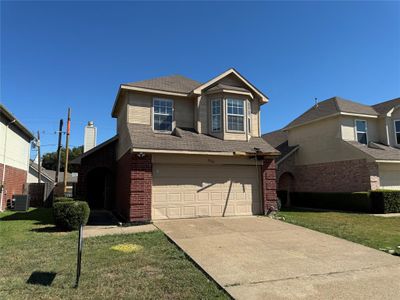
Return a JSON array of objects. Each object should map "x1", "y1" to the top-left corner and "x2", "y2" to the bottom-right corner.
[
  {"x1": 28, "y1": 161, "x2": 78, "y2": 196},
  {"x1": 263, "y1": 96, "x2": 400, "y2": 194},
  {"x1": 28, "y1": 161, "x2": 55, "y2": 184},
  {"x1": 0, "y1": 104, "x2": 35, "y2": 210},
  {"x1": 72, "y1": 68, "x2": 280, "y2": 222}
]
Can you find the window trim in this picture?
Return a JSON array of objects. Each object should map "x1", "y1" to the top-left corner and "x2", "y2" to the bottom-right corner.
[
  {"x1": 211, "y1": 98, "x2": 222, "y2": 132},
  {"x1": 394, "y1": 119, "x2": 400, "y2": 145},
  {"x1": 152, "y1": 98, "x2": 174, "y2": 133},
  {"x1": 247, "y1": 100, "x2": 251, "y2": 135},
  {"x1": 354, "y1": 119, "x2": 368, "y2": 145},
  {"x1": 226, "y1": 98, "x2": 245, "y2": 133}
]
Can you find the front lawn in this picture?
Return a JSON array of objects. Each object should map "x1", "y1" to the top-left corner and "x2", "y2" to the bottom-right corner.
[
  {"x1": 0, "y1": 208, "x2": 228, "y2": 299},
  {"x1": 278, "y1": 208, "x2": 400, "y2": 252}
]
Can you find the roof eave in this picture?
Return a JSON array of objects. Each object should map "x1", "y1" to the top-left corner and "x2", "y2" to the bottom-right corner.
[{"x1": 0, "y1": 105, "x2": 35, "y2": 140}]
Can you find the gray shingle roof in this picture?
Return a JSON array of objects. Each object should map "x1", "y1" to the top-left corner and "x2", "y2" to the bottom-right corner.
[
  {"x1": 127, "y1": 124, "x2": 279, "y2": 155},
  {"x1": 262, "y1": 130, "x2": 298, "y2": 161},
  {"x1": 372, "y1": 97, "x2": 400, "y2": 115},
  {"x1": 285, "y1": 97, "x2": 378, "y2": 129},
  {"x1": 344, "y1": 141, "x2": 400, "y2": 161},
  {"x1": 124, "y1": 75, "x2": 202, "y2": 94}
]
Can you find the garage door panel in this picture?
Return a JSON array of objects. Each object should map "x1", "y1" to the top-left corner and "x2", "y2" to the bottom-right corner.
[{"x1": 152, "y1": 164, "x2": 262, "y2": 219}]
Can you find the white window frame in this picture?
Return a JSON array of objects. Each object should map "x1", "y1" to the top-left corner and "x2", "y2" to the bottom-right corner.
[
  {"x1": 247, "y1": 100, "x2": 251, "y2": 134},
  {"x1": 394, "y1": 119, "x2": 400, "y2": 145},
  {"x1": 354, "y1": 119, "x2": 368, "y2": 144},
  {"x1": 226, "y1": 98, "x2": 245, "y2": 133},
  {"x1": 152, "y1": 98, "x2": 174, "y2": 133},
  {"x1": 211, "y1": 99, "x2": 222, "y2": 132}
]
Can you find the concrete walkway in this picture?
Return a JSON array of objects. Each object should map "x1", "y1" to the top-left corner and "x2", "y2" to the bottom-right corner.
[
  {"x1": 84, "y1": 224, "x2": 157, "y2": 238},
  {"x1": 155, "y1": 216, "x2": 400, "y2": 300}
]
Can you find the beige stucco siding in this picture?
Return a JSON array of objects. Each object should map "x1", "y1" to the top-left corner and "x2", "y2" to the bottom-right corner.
[
  {"x1": 152, "y1": 162, "x2": 262, "y2": 219},
  {"x1": 340, "y1": 116, "x2": 379, "y2": 143},
  {"x1": 288, "y1": 116, "x2": 368, "y2": 165},
  {"x1": 0, "y1": 120, "x2": 30, "y2": 171},
  {"x1": 116, "y1": 96, "x2": 132, "y2": 159},
  {"x1": 379, "y1": 163, "x2": 400, "y2": 190},
  {"x1": 127, "y1": 91, "x2": 194, "y2": 128}
]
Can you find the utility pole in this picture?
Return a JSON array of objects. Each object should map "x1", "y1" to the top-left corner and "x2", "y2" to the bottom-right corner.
[
  {"x1": 55, "y1": 119, "x2": 63, "y2": 184},
  {"x1": 37, "y1": 131, "x2": 41, "y2": 184},
  {"x1": 63, "y1": 108, "x2": 71, "y2": 195}
]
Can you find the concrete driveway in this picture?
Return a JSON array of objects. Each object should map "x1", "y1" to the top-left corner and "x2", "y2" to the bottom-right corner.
[{"x1": 155, "y1": 217, "x2": 400, "y2": 300}]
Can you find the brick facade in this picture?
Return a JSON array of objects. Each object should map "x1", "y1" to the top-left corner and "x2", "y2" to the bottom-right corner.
[
  {"x1": 115, "y1": 151, "x2": 152, "y2": 222},
  {"x1": 0, "y1": 163, "x2": 27, "y2": 209},
  {"x1": 262, "y1": 159, "x2": 278, "y2": 214},
  {"x1": 129, "y1": 154, "x2": 152, "y2": 222},
  {"x1": 291, "y1": 159, "x2": 379, "y2": 192}
]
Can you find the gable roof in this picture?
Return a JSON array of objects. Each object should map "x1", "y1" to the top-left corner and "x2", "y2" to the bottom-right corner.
[
  {"x1": 70, "y1": 135, "x2": 118, "y2": 164},
  {"x1": 124, "y1": 75, "x2": 201, "y2": 94},
  {"x1": 0, "y1": 104, "x2": 35, "y2": 140},
  {"x1": 372, "y1": 97, "x2": 400, "y2": 115},
  {"x1": 192, "y1": 68, "x2": 269, "y2": 103},
  {"x1": 127, "y1": 124, "x2": 279, "y2": 156},
  {"x1": 112, "y1": 68, "x2": 269, "y2": 117},
  {"x1": 284, "y1": 97, "x2": 378, "y2": 130}
]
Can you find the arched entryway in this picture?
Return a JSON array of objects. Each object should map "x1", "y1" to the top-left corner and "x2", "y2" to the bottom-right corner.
[
  {"x1": 278, "y1": 172, "x2": 295, "y2": 207},
  {"x1": 86, "y1": 167, "x2": 114, "y2": 209}
]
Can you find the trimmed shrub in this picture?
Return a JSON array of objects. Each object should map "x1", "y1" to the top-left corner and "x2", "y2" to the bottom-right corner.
[
  {"x1": 370, "y1": 190, "x2": 400, "y2": 213},
  {"x1": 53, "y1": 197, "x2": 74, "y2": 206},
  {"x1": 53, "y1": 201, "x2": 90, "y2": 230},
  {"x1": 291, "y1": 192, "x2": 371, "y2": 212}
]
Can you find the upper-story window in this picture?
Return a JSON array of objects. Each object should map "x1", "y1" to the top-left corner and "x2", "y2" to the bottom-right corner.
[
  {"x1": 211, "y1": 99, "x2": 221, "y2": 132},
  {"x1": 153, "y1": 98, "x2": 173, "y2": 132},
  {"x1": 227, "y1": 99, "x2": 244, "y2": 132},
  {"x1": 395, "y1": 120, "x2": 400, "y2": 144},
  {"x1": 355, "y1": 120, "x2": 368, "y2": 144}
]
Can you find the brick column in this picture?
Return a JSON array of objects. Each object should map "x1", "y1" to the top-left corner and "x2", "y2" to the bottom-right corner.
[
  {"x1": 130, "y1": 154, "x2": 152, "y2": 222},
  {"x1": 262, "y1": 158, "x2": 278, "y2": 214}
]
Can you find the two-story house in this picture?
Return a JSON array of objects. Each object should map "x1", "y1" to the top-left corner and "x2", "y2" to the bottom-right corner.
[
  {"x1": 74, "y1": 69, "x2": 279, "y2": 222},
  {"x1": 0, "y1": 104, "x2": 34, "y2": 211},
  {"x1": 263, "y1": 96, "x2": 400, "y2": 194}
]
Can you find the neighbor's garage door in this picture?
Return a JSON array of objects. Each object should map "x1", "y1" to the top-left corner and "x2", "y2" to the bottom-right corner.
[
  {"x1": 379, "y1": 164, "x2": 400, "y2": 190},
  {"x1": 152, "y1": 164, "x2": 262, "y2": 220}
]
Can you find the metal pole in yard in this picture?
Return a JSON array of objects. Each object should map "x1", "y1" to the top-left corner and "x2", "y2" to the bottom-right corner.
[
  {"x1": 63, "y1": 108, "x2": 71, "y2": 195},
  {"x1": 37, "y1": 131, "x2": 41, "y2": 184},
  {"x1": 74, "y1": 224, "x2": 83, "y2": 288},
  {"x1": 55, "y1": 119, "x2": 63, "y2": 184}
]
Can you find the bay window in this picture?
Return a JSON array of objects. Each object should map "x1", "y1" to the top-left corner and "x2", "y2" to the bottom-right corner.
[
  {"x1": 227, "y1": 99, "x2": 244, "y2": 132},
  {"x1": 211, "y1": 99, "x2": 221, "y2": 132}
]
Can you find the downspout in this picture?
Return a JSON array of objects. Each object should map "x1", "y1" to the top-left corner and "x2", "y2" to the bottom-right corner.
[{"x1": 0, "y1": 119, "x2": 16, "y2": 211}]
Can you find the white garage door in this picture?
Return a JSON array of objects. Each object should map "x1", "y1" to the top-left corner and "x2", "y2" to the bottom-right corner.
[
  {"x1": 379, "y1": 164, "x2": 400, "y2": 190},
  {"x1": 152, "y1": 164, "x2": 262, "y2": 220}
]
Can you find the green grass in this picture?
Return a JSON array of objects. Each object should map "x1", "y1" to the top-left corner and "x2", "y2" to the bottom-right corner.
[
  {"x1": 0, "y1": 208, "x2": 229, "y2": 300},
  {"x1": 278, "y1": 208, "x2": 400, "y2": 251}
]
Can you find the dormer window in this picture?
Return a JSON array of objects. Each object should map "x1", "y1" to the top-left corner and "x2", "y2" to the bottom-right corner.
[
  {"x1": 395, "y1": 120, "x2": 400, "y2": 144},
  {"x1": 211, "y1": 99, "x2": 221, "y2": 132},
  {"x1": 355, "y1": 120, "x2": 368, "y2": 144},
  {"x1": 153, "y1": 98, "x2": 173, "y2": 132},
  {"x1": 227, "y1": 99, "x2": 244, "y2": 132}
]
